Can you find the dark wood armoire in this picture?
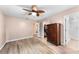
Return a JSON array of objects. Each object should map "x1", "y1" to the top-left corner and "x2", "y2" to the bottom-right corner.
[{"x1": 46, "y1": 23, "x2": 62, "y2": 46}]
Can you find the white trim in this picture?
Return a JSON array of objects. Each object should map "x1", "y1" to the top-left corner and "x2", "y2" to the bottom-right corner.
[
  {"x1": 6, "y1": 36, "x2": 33, "y2": 43},
  {"x1": 0, "y1": 42, "x2": 6, "y2": 50},
  {"x1": 62, "y1": 16, "x2": 70, "y2": 46}
]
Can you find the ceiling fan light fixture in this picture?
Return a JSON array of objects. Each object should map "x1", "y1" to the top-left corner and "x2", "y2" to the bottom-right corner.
[
  {"x1": 32, "y1": 12, "x2": 36, "y2": 16},
  {"x1": 28, "y1": 13, "x2": 32, "y2": 15}
]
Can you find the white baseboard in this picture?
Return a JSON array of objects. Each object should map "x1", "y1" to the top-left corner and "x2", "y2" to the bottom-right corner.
[
  {"x1": 6, "y1": 36, "x2": 33, "y2": 43},
  {"x1": 0, "y1": 42, "x2": 6, "y2": 50},
  {"x1": 0, "y1": 36, "x2": 33, "y2": 50}
]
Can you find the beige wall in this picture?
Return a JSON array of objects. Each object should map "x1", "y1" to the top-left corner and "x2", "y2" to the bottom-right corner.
[
  {"x1": 5, "y1": 16, "x2": 35, "y2": 42},
  {"x1": 43, "y1": 6, "x2": 79, "y2": 24},
  {"x1": 0, "y1": 11, "x2": 36, "y2": 49},
  {"x1": 0, "y1": 11, "x2": 6, "y2": 49},
  {"x1": 43, "y1": 16, "x2": 64, "y2": 25}
]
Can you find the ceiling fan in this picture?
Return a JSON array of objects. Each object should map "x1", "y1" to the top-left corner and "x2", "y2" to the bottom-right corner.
[{"x1": 23, "y1": 5, "x2": 45, "y2": 16}]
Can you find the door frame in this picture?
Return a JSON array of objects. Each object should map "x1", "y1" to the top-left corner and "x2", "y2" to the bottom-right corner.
[{"x1": 63, "y1": 15, "x2": 70, "y2": 46}]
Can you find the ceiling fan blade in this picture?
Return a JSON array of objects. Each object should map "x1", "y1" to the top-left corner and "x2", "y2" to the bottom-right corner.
[
  {"x1": 37, "y1": 13, "x2": 39, "y2": 16},
  {"x1": 37, "y1": 12, "x2": 44, "y2": 16},
  {"x1": 23, "y1": 9, "x2": 32, "y2": 12},
  {"x1": 37, "y1": 10, "x2": 45, "y2": 13},
  {"x1": 32, "y1": 5, "x2": 38, "y2": 12},
  {"x1": 28, "y1": 13, "x2": 32, "y2": 15}
]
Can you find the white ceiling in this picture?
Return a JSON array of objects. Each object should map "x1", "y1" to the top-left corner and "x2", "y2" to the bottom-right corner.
[{"x1": 0, "y1": 5, "x2": 76, "y2": 20}]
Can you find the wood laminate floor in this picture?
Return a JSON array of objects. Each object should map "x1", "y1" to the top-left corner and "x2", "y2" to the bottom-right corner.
[
  {"x1": 0, "y1": 37, "x2": 79, "y2": 54},
  {"x1": 0, "y1": 38, "x2": 54, "y2": 54}
]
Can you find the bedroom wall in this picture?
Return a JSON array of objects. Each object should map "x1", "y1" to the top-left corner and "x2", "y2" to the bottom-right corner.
[
  {"x1": 5, "y1": 16, "x2": 35, "y2": 42},
  {"x1": 0, "y1": 11, "x2": 6, "y2": 49}
]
